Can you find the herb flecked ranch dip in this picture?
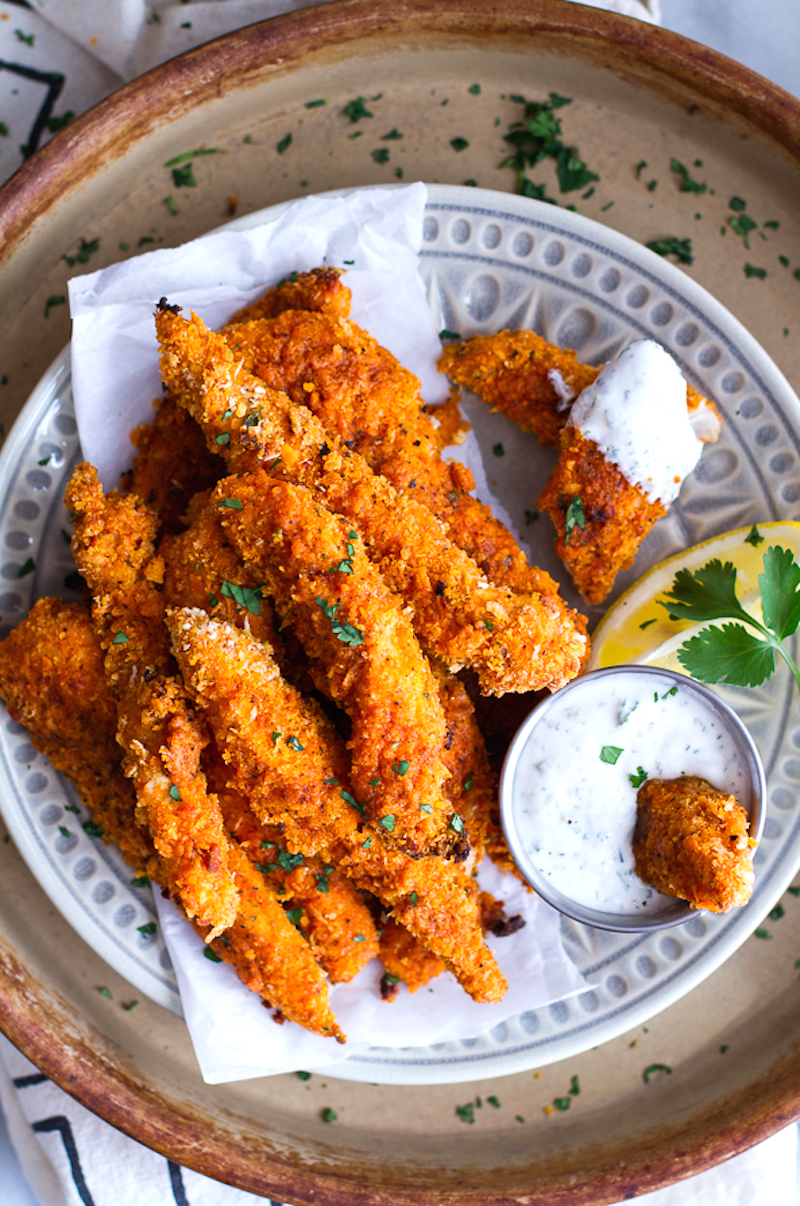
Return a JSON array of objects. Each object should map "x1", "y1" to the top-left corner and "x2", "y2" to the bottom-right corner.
[{"x1": 505, "y1": 670, "x2": 749, "y2": 914}]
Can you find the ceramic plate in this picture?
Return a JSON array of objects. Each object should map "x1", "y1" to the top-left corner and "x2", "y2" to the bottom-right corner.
[{"x1": 1, "y1": 183, "x2": 798, "y2": 1085}]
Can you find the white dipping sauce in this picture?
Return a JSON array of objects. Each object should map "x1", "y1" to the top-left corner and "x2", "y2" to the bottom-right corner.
[
  {"x1": 508, "y1": 671, "x2": 748, "y2": 914},
  {"x1": 570, "y1": 339, "x2": 704, "y2": 505}
]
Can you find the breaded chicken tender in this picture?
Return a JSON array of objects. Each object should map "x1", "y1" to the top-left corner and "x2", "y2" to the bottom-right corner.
[
  {"x1": 221, "y1": 308, "x2": 558, "y2": 597},
  {"x1": 229, "y1": 266, "x2": 351, "y2": 324},
  {"x1": 0, "y1": 597, "x2": 155, "y2": 874},
  {"x1": 64, "y1": 462, "x2": 241, "y2": 937},
  {"x1": 439, "y1": 328, "x2": 599, "y2": 447},
  {"x1": 538, "y1": 427, "x2": 668, "y2": 607},
  {"x1": 167, "y1": 608, "x2": 507, "y2": 1003},
  {"x1": 156, "y1": 306, "x2": 587, "y2": 695},
  {"x1": 379, "y1": 919, "x2": 444, "y2": 994},
  {"x1": 213, "y1": 473, "x2": 458, "y2": 859},
  {"x1": 121, "y1": 393, "x2": 222, "y2": 535},
  {"x1": 633, "y1": 776, "x2": 755, "y2": 912}
]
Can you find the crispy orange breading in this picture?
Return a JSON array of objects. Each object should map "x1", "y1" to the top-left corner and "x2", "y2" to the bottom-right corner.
[
  {"x1": 198, "y1": 842, "x2": 345, "y2": 1041},
  {"x1": 229, "y1": 266, "x2": 351, "y2": 324},
  {"x1": 65, "y1": 462, "x2": 241, "y2": 938},
  {"x1": 211, "y1": 772, "x2": 379, "y2": 984},
  {"x1": 160, "y1": 491, "x2": 279, "y2": 649},
  {"x1": 0, "y1": 598, "x2": 343, "y2": 1036},
  {"x1": 221, "y1": 309, "x2": 558, "y2": 598},
  {"x1": 439, "y1": 329, "x2": 599, "y2": 446},
  {"x1": 0, "y1": 597, "x2": 155, "y2": 874},
  {"x1": 167, "y1": 608, "x2": 507, "y2": 1003},
  {"x1": 213, "y1": 474, "x2": 457, "y2": 859},
  {"x1": 538, "y1": 427, "x2": 668, "y2": 606},
  {"x1": 379, "y1": 919, "x2": 444, "y2": 994},
  {"x1": 633, "y1": 776, "x2": 755, "y2": 912},
  {"x1": 156, "y1": 307, "x2": 588, "y2": 695},
  {"x1": 121, "y1": 393, "x2": 222, "y2": 535}
]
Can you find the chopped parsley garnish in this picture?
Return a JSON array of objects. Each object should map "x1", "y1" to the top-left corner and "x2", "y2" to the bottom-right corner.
[
  {"x1": 600, "y1": 746, "x2": 623, "y2": 765},
  {"x1": 468, "y1": 83, "x2": 481, "y2": 95},
  {"x1": 220, "y1": 580, "x2": 263, "y2": 616},
  {"x1": 341, "y1": 789, "x2": 365, "y2": 816},
  {"x1": 286, "y1": 736, "x2": 304, "y2": 752},
  {"x1": 463, "y1": 774, "x2": 474, "y2": 792},
  {"x1": 420, "y1": 803, "x2": 434, "y2": 814},
  {"x1": 83, "y1": 820, "x2": 104, "y2": 838},
  {"x1": 769, "y1": 903, "x2": 785, "y2": 921},
  {"x1": 17, "y1": 558, "x2": 35, "y2": 578},
  {"x1": 492, "y1": 442, "x2": 505, "y2": 457},
  {"x1": 381, "y1": 128, "x2": 403, "y2": 140},
  {"x1": 409, "y1": 891, "x2": 418, "y2": 906},
  {"x1": 553, "y1": 1097, "x2": 571, "y2": 1111},
  {"x1": 658, "y1": 547, "x2": 800, "y2": 693},
  {"x1": 450, "y1": 815, "x2": 464, "y2": 833},
  {"x1": 563, "y1": 496, "x2": 585, "y2": 546},
  {"x1": 215, "y1": 432, "x2": 230, "y2": 446},
  {"x1": 321, "y1": 1107, "x2": 338, "y2": 1123},
  {"x1": 315, "y1": 596, "x2": 364, "y2": 646},
  {"x1": 670, "y1": 158, "x2": 707, "y2": 194},
  {"x1": 218, "y1": 497, "x2": 243, "y2": 509},
  {"x1": 169, "y1": 785, "x2": 181, "y2": 801},
  {"x1": 392, "y1": 760, "x2": 410, "y2": 776},
  {"x1": 277, "y1": 133, "x2": 292, "y2": 154},
  {"x1": 645, "y1": 236, "x2": 693, "y2": 264},
  {"x1": 439, "y1": 329, "x2": 461, "y2": 341},
  {"x1": 121, "y1": 1000, "x2": 139, "y2": 1011},
  {"x1": 629, "y1": 767, "x2": 648, "y2": 789},
  {"x1": 305, "y1": 99, "x2": 326, "y2": 108},
  {"x1": 362, "y1": 836, "x2": 372, "y2": 848},
  {"x1": 569, "y1": 1075, "x2": 580, "y2": 1096},
  {"x1": 524, "y1": 509, "x2": 539, "y2": 525},
  {"x1": 380, "y1": 814, "x2": 396, "y2": 831},
  {"x1": 639, "y1": 618, "x2": 657, "y2": 630},
  {"x1": 47, "y1": 109, "x2": 74, "y2": 132},
  {"x1": 208, "y1": 592, "x2": 219, "y2": 609},
  {"x1": 643, "y1": 1063, "x2": 672, "y2": 1083},
  {"x1": 131, "y1": 876, "x2": 149, "y2": 888},
  {"x1": 14, "y1": 29, "x2": 34, "y2": 46},
  {"x1": 58, "y1": 826, "x2": 71, "y2": 839},
  {"x1": 371, "y1": 147, "x2": 390, "y2": 164},
  {"x1": 780, "y1": 256, "x2": 791, "y2": 268},
  {"x1": 243, "y1": 410, "x2": 261, "y2": 427},
  {"x1": 744, "y1": 264, "x2": 767, "y2": 279},
  {"x1": 97, "y1": 986, "x2": 112, "y2": 998},
  {"x1": 63, "y1": 237, "x2": 100, "y2": 268},
  {"x1": 137, "y1": 922, "x2": 157, "y2": 936},
  {"x1": 316, "y1": 865, "x2": 334, "y2": 894},
  {"x1": 635, "y1": 160, "x2": 647, "y2": 179},
  {"x1": 112, "y1": 631, "x2": 129, "y2": 645},
  {"x1": 286, "y1": 907, "x2": 303, "y2": 927},
  {"x1": 728, "y1": 212, "x2": 757, "y2": 245},
  {"x1": 163, "y1": 196, "x2": 179, "y2": 216},
  {"x1": 204, "y1": 947, "x2": 223, "y2": 962},
  {"x1": 500, "y1": 92, "x2": 597, "y2": 200},
  {"x1": 729, "y1": 196, "x2": 747, "y2": 211},
  {"x1": 450, "y1": 137, "x2": 470, "y2": 152},
  {"x1": 455, "y1": 1102, "x2": 475, "y2": 1124},
  {"x1": 276, "y1": 848, "x2": 304, "y2": 872},
  {"x1": 165, "y1": 149, "x2": 220, "y2": 167},
  {"x1": 44, "y1": 295, "x2": 66, "y2": 318},
  {"x1": 487, "y1": 1095, "x2": 501, "y2": 1108},
  {"x1": 353, "y1": 934, "x2": 365, "y2": 942},
  {"x1": 343, "y1": 96, "x2": 373, "y2": 122},
  {"x1": 171, "y1": 163, "x2": 196, "y2": 188},
  {"x1": 297, "y1": 1070, "x2": 312, "y2": 1080},
  {"x1": 754, "y1": 926, "x2": 772, "y2": 939}
]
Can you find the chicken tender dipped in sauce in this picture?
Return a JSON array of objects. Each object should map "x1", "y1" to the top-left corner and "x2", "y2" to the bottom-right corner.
[{"x1": 633, "y1": 775, "x2": 755, "y2": 913}]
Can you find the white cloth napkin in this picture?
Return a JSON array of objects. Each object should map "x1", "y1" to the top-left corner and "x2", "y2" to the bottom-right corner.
[{"x1": 0, "y1": 0, "x2": 794, "y2": 1204}]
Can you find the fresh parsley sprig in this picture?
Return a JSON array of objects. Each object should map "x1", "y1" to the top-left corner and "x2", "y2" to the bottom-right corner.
[{"x1": 658, "y1": 546, "x2": 800, "y2": 691}]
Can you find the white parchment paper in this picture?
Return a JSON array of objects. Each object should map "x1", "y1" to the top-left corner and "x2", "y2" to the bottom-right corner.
[{"x1": 67, "y1": 183, "x2": 588, "y2": 1083}]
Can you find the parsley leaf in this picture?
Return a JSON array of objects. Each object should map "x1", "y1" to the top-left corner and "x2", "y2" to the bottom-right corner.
[
  {"x1": 645, "y1": 236, "x2": 694, "y2": 265},
  {"x1": 661, "y1": 559, "x2": 751, "y2": 625},
  {"x1": 600, "y1": 746, "x2": 623, "y2": 765},
  {"x1": 744, "y1": 524, "x2": 764, "y2": 546},
  {"x1": 563, "y1": 496, "x2": 585, "y2": 546},
  {"x1": 220, "y1": 579, "x2": 263, "y2": 616},
  {"x1": 629, "y1": 767, "x2": 649, "y2": 788},
  {"x1": 670, "y1": 158, "x2": 707, "y2": 194},
  {"x1": 759, "y1": 545, "x2": 800, "y2": 640}
]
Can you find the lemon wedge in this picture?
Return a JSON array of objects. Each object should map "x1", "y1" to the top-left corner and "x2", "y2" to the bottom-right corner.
[{"x1": 588, "y1": 522, "x2": 800, "y2": 674}]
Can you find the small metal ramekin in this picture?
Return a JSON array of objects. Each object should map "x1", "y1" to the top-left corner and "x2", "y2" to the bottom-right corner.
[{"x1": 499, "y1": 665, "x2": 767, "y2": 933}]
